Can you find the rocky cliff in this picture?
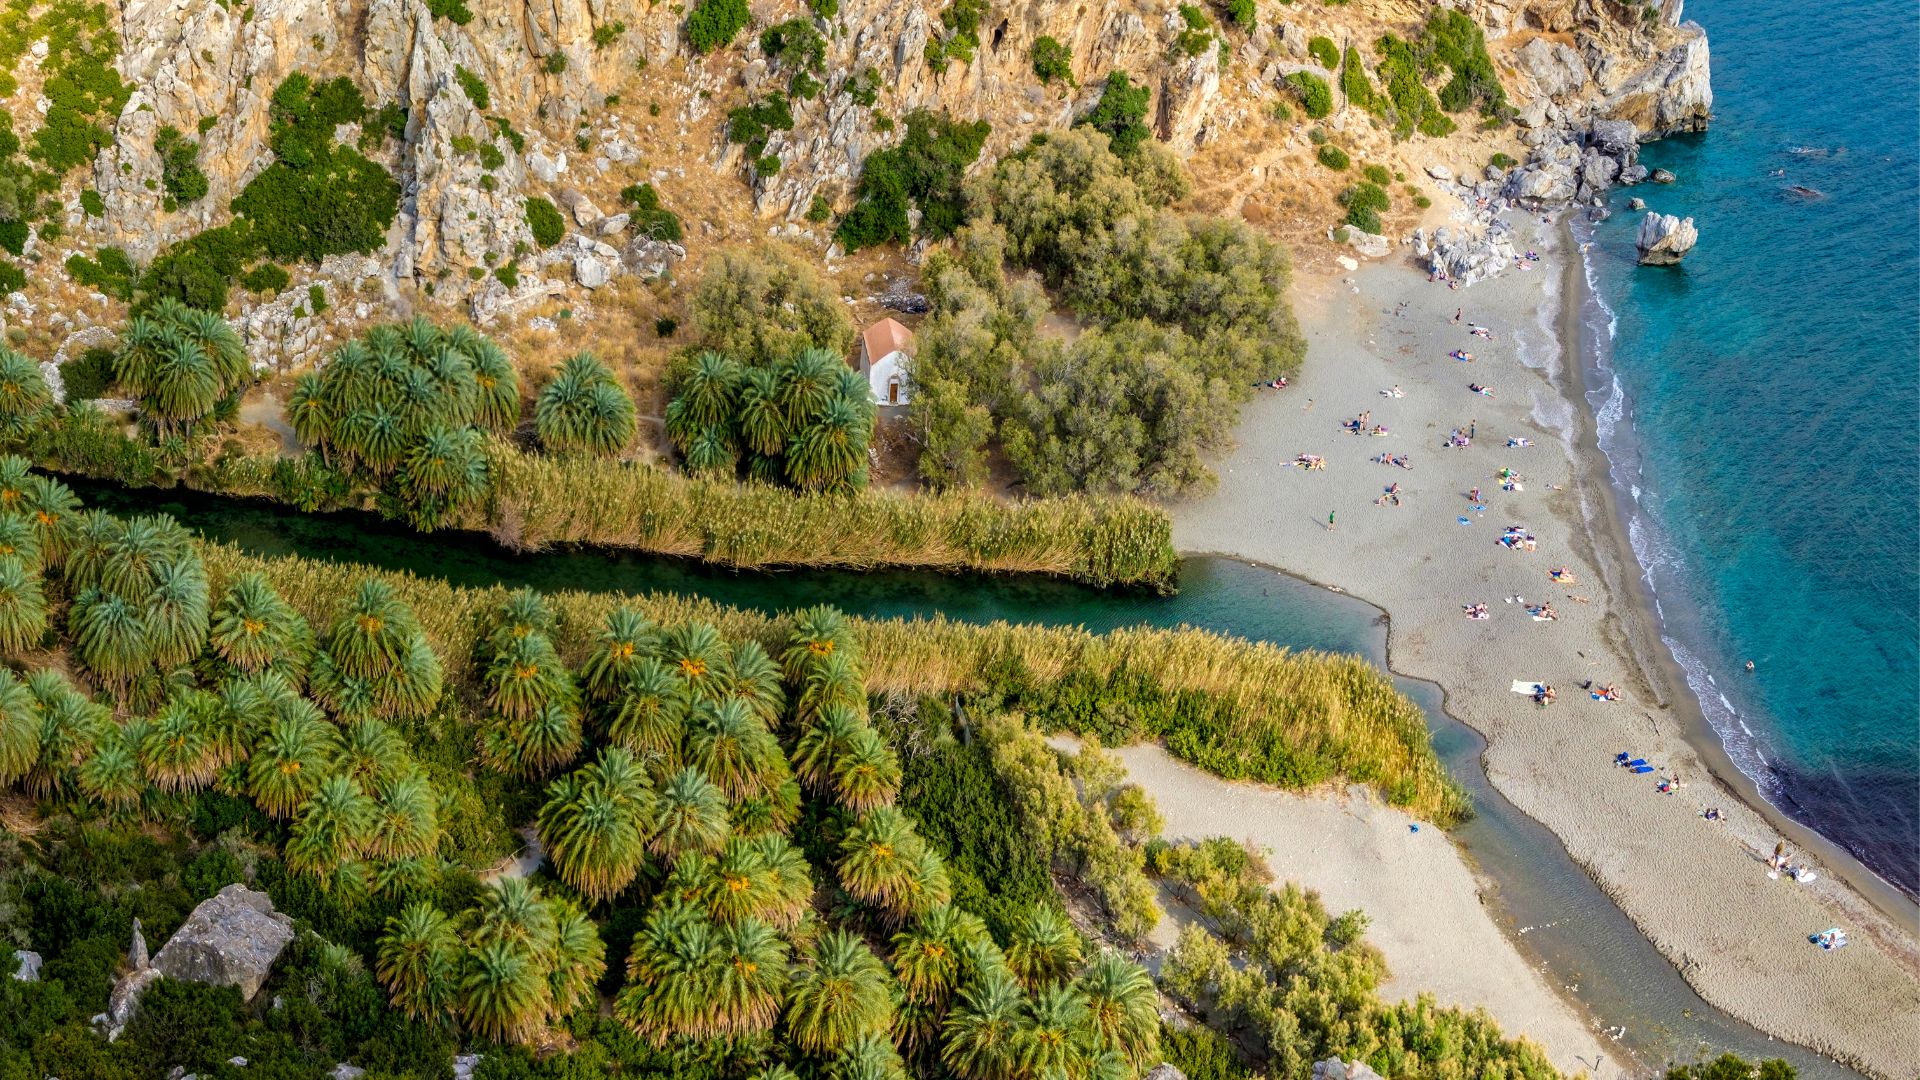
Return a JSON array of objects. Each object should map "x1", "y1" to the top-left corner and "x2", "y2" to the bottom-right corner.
[{"x1": 1, "y1": 0, "x2": 1709, "y2": 368}]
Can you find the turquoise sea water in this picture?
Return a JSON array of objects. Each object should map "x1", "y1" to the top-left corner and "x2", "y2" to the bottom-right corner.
[{"x1": 1580, "y1": 0, "x2": 1919, "y2": 895}]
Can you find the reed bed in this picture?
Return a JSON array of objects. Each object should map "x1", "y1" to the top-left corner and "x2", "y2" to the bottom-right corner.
[
  {"x1": 34, "y1": 421, "x2": 1177, "y2": 589},
  {"x1": 200, "y1": 543, "x2": 1470, "y2": 824}
]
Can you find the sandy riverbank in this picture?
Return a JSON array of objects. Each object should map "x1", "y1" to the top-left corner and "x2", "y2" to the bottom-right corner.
[
  {"x1": 1172, "y1": 220, "x2": 1920, "y2": 1079},
  {"x1": 1048, "y1": 734, "x2": 1621, "y2": 1077}
]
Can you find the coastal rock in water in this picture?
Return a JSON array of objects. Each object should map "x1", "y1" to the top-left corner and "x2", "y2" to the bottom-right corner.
[
  {"x1": 1629, "y1": 196, "x2": 1647, "y2": 210},
  {"x1": 1604, "y1": 25, "x2": 1713, "y2": 136},
  {"x1": 1651, "y1": 167, "x2": 1678, "y2": 183},
  {"x1": 151, "y1": 884, "x2": 297, "y2": 1000},
  {"x1": 1635, "y1": 212, "x2": 1697, "y2": 265}
]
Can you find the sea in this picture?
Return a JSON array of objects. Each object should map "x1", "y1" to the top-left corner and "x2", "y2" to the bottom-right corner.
[{"x1": 1576, "y1": 0, "x2": 1920, "y2": 898}]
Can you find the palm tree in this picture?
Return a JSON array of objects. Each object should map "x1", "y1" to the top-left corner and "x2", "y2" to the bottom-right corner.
[
  {"x1": 175, "y1": 302, "x2": 249, "y2": 394},
  {"x1": 786, "y1": 396, "x2": 871, "y2": 492},
  {"x1": 376, "y1": 902, "x2": 459, "y2": 1021},
  {"x1": 538, "y1": 751, "x2": 654, "y2": 903},
  {"x1": 733, "y1": 365, "x2": 787, "y2": 457},
  {"x1": 891, "y1": 904, "x2": 990, "y2": 1010},
  {"x1": 471, "y1": 877, "x2": 559, "y2": 958},
  {"x1": 1077, "y1": 951, "x2": 1160, "y2": 1066},
  {"x1": 831, "y1": 1032, "x2": 909, "y2": 1080},
  {"x1": 942, "y1": 966, "x2": 1027, "y2": 1080},
  {"x1": 650, "y1": 766, "x2": 730, "y2": 858},
  {"x1": 544, "y1": 896, "x2": 606, "y2": 1018},
  {"x1": 287, "y1": 372, "x2": 331, "y2": 452},
  {"x1": 481, "y1": 696, "x2": 582, "y2": 779},
  {"x1": 0, "y1": 515, "x2": 41, "y2": 570},
  {"x1": 139, "y1": 689, "x2": 224, "y2": 791},
  {"x1": 77, "y1": 728, "x2": 143, "y2": 808},
  {"x1": 606, "y1": 657, "x2": 687, "y2": 764},
  {"x1": 791, "y1": 703, "x2": 867, "y2": 791},
  {"x1": 785, "y1": 928, "x2": 896, "y2": 1055},
  {"x1": 1005, "y1": 907, "x2": 1084, "y2": 992},
  {"x1": 831, "y1": 725, "x2": 901, "y2": 812},
  {"x1": 367, "y1": 771, "x2": 440, "y2": 860},
  {"x1": 286, "y1": 774, "x2": 375, "y2": 879},
  {"x1": 672, "y1": 352, "x2": 741, "y2": 434},
  {"x1": 466, "y1": 336, "x2": 522, "y2": 433},
  {"x1": 0, "y1": 556, "x2": 46, "y2": 654},
  {"x1": 321, "y1": 579, "x2": 418, "y2": 678},
  {"x1": 375, "y1": 635, "x2": 445, "y2": 719},
  {"x1": 777, "y1": 348, "x2": 841, "y2": 431},
  {"x1": 0, "y1": 668, "x2": 40, "y2": 787},
  {"x1": 679, "y1": 424, "x2": 737, "y2": 476},
  {"x1": 659, "y1": 621, "x2": 730, "y2": 702},
  {"x1": 20, "y1": 474, "x2": 81, "y2": 566},
  {"x1": 1015, "y1": 984, "x2": 1096, "y2": 1079},
  {"x1": 459, "y1": 939, "x2": 550, "y2": 1044},
  {"x1": 837, "y1": 807, "x2": 927, "y2": 918},
  {"x1": 327, "y1": 719, "x2": 402, "y2": 787},
  {"x1": 537, "y1": 352, "x2": 637, "y2": 457},
  {"x1": 487, "y1": 588, "x2": 556, "y2": 652},
  {"x1": 69, "y1": 589, "x2": 152, "y2": 691},
  {"x1": 579, "y1": 606, "x2": 656, "y2": 702},
  {"x1": 615, "y1": 900, "x2": 718, "y2": 1043},
  {"x1": 398, "y1": 424, "x2": 488, "y2": 527},
  {"x1": 247, "y1": 705, "x2": 342, "y2": 817},
  {"x1": 141, "y1": 556, "x2": 211, "y2": 669},
  {"x1": 783, "y1": 605, "x2": 861, "y2": 683},
  {"x1": 484, "y1": 631, "x2": 573, "y2": 721},
  {"x1": 208, "y1": 572, "x2": 309, "y2": 674},
  {"x1": 686, "y1": 697, "x2": 781, "y2": 801},
  {"x1": 732, "y1": 772, "x2": 803, "y2": 838},
  {"x1": 27, "y1": 670, "x2": 108, "y2": 797},
  {"x1": 0, "y1": 348, "x2": 52, "y2": 437}
]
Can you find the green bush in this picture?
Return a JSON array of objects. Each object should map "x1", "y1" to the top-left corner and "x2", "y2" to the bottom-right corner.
[
  {"x1": 1224, "y1": 0, "x2": 1255, "y2": 31},
  {"x1": 1423, "y1": 9, "x2": 1510, "y2": 119},
  {"x1": 154, "y1": 125, "x2": 209, "y2": 205},
  {"x1": 239, "y1": 262, "x2": 291, "y2": 295},
  {"x1": 1340, "y1": 45, "x2": 1375, "y2": 112},
  {"x1": 1374, "y1": 32, "x2": 1452, "y2": 138},
  {"x1": 427, "y1": 0, "x2": 473, "y2": 23},
  {"x1": 58, "y1": 346, "x2": 115, "y2": 400},
  {"x1": 619, "y1": 183, "x2": 683, "y2": 242},
  {"x1": 901, "y1": 733, "x2": 1055, "y2": 938},
  {"x1": 1031, "y1": 35, "x2": 1073, "y2": 84},
  {"x1": 1160, "y1": 1021, "x2": 1255, "y2": 1080},
  {"x1": 1414, "y1": 195, "x2": 1432, "y2": 208},
  {"x1": 79, "y1": 188, "x2": 104, "y2": 217},
  {"x1": 0, "y1": 264, "x2": 25, "y2": 295},
  {"x1": 686, "y1": 0, "x2": 749, "y2": 53},
  {"x1": 1316, "y1": 144, "x2": 1350, "y2": 170},
  {"x1": 1306, "y1": 35, "x2": 1338, "y2": 69},
  {"x1": 726, "y1": 93, "x2": 794, "y2": 164},
  {"x1": 0, "y1": 220, "x2": 25, "y2": 256},
  {"x1": 229, "y1": 75, "x2": 399, "y2": 266},
  {"x1": 1362, "y1": 163, "x2": 1391, "y2": 185},
  {"x1": 760, "y1": 18, "x2": 825, "y2": 71},
  {"x1": 1076, "y1": 71, "x2": 1153, "y2": 154},
  {"x1": 1286, "y1": 71, "x2": 1332, "y2": 119},
  {"x1": 805, "y1": 193, "x2": 831, "y2": 222},
  {"x1": 479, "y1": 142, "x2": 505, "y2": 170},
  {"x1": 308, "y1": 283, "x2": 329, "y2": 314},
  {"x1": 1490, "y1": 151, "x2": 1516, "y2": 169},
  {"x1": 134, "y1": 221, "x2": 256, "y2": 311},
  {"x1": 455, "y1": 65, "x2": 490, "y2": 110},
  {"x1": 592, "y1": 21, "x2": 626, "y2": 48},
  {"x1": 65, "y1": 247, "x2": 136, "y2": 301},
  {"x1": 524, "y1": 196, "x2": 565, "y2": 247},
  {"x1": 544, "y1": 52, "x2": 568, "y2": 74},
  {"x1": 835, "y1": 109, "x2": 989, "y2": 252},
  {"x1": 1175, "y1": 4, "x2": 1213, "y2": 57}
]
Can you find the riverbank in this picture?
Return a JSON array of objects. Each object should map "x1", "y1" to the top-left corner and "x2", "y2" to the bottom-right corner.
[{"x1": 1171, "y1": 221, "x2": 1920, "y2": 1078}]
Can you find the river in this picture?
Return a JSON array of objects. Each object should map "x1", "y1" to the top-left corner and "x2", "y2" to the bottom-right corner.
[{"x1": 72, "y1": 477, "x2": 1855, "y2": 1079}]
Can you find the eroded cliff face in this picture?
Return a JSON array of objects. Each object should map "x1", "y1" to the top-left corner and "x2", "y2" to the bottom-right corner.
[{"x1": 5, "y1": 0, "x2": 1708, "y2": 366}]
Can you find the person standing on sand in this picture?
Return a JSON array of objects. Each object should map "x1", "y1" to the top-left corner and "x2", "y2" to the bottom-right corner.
[
  {"x1": 1469, "y1": 419, "x2": 1477, "y2": 440},
  {"x1": 1327, "y1": 510, "x2": 1336, "y2": 532}
]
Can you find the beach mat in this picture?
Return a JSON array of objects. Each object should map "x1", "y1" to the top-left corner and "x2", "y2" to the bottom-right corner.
[{"x1": 1510, "y1": 680, "x2": 1542, "y2": 694}]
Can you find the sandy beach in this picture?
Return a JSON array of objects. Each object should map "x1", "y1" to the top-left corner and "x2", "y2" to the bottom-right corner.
[{"x1": 1172, "y1": 220, "x2": 1920, "y2": 1079}]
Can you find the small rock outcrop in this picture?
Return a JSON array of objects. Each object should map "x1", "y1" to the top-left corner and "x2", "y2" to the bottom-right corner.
[
  {"x1": 151, "y1": 884, "x2": 296, "y2": 999},
  {"x1": 1314, "y1": 1057, "x2": 1386, "y2": 1080},
  {"x1": 11, "y1": 950, "x2": 40, "y2": 982},
  {"x1": 1413, "y1": 224, "x2": 1517, "y2": 287},
  {"x1": 1144, "y1": 1066, "x2": 1190, "y2": 1080},
  {"x1": 1635, "y1": 212, "x2": 1698, "y2": 265}
]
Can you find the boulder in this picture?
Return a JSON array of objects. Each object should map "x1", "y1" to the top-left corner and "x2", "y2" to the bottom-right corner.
[
  {"x1": 595, "y1": 212, "x2": 630, "y2": 237},
  {"x1": 1145, "y1": 1067, "x2": 1189, "y2": 1080},
  {"x1": 453, "y1": 1055, "x2": 484, "y2": 1080},
  {"x1": 1425, "y1": 163, "x2": 1453, "y2": 181},
  {"x1": 1620, "y1": 163, "x2": 1650, "y2": 185},
  {"x1": 331, "y1": 1065, "x2": 368, "y2": 1080},
  {"x1": 12, "y1": 949, "x2": 40, "y2": 982},
  {"x1": 573, "y1": 254, "x2": 612, "y2": 289},
  {"x1": 1651, "y1": 167, "x2": 1677, "y2": 183},
  {"x1": 128, "y1": 917, "x2": 149, "y2": 971},
  {"x1": 1628, "y1": 196, "x2": 1646, "y2": 211},
  {"x1": 1587, "y1": 118, "x2": 1641, "y2": 159},
  {"x1": 1514, "y1": 37, "x2": 1589, "y2": 99},
  {"x1": 1314, "y1": 1058, "x2": 1386, "y2": 1080},
  {"x1": 1340, "y1": 225, "x2": 1390, "y2": 259},
  {"x1": 1635, "y1": 212, "x2": 1697, "y2": 265},
  {"x1": 151, "y1": 884, "x2": 296, "y2": 1000}
]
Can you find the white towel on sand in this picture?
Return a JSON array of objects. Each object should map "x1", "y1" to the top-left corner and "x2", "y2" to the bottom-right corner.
[{"x1": 1511, "y1": 680, "x2": 1543, "y2": 694}]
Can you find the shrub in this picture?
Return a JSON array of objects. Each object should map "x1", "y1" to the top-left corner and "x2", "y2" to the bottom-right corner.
[
  {"x1": 1076, "y1": 71, "x2": 1153, "y2": 154},
  {"x1": 619, "y1": 183, "x2": 683, "y2": 242},
  {"x1": 154, "y1": 125, "x2": 209, "y2": 205},
  {"x1": 1224, "y1": 0, "x2": 1255, "y2": 31},
  {"x1": 544, "y1": 52, "x2": 568, "y2": 74},
  {"x1": 835, "y1": 110, "x2": 990, "y2": 252},
  {"x1": 654, "y1": 316, "x2": 677, "y2": 337},
  {"x1": 134, "y1": 221, "x2": 256, "y2": 311},
  {"x1": 455, "y1": 65, "x2": 490, "y2": 110},
  {"x1": 686, "y1": 0, "x2": 749, "y2": 53},
  {"x1": 805, "y1": 193, "x2": 831, "y2": 222},
  {"x1": 307, "y1": 283, "x2": 328, "y2": 314},
  {"x1": 79, "y1": 188, "x2": 104, "y2": 217},
  {"x1": 0, "y1": 220, "x2": 24, "y2": 256},
  {"x1": 1414, "y1": 195, "x2": 1431, "y2": 208},
  {"x1": 592, "y1": 21, "x2": 626, "y2": 49},
  {"x1": 478, "y1": 142, "x2": 505, "y2": 170},
  {"x1": 760, "y1": 18, "x2": 825, "y2": 71},
  {"x1": 230, "y1": 75, "x2": 399, "y2": 266},
  {"x1": 524, "y1": 196, "x2": 565, "y2": 247},
  {"x1": 1374, "y1": 32, "x2": 1452, "y2": 138},
  {"x1": 1362, "y1": 163, "x2": 1391, "y2": 185},
  {"x1": 1175, "y1": 4, "x2": 1213, "y2": 57},
  {"x1": 726, "y1": 93, "x2": 794, "y2": 165},
  {"x1": 691, "y1": 245, "x2": 853, "y2": 365},
  {"x1": 1270, "y1": 99, "x2": 1291, "y2": 122},
  {"x1": 1490, "y1": 151, "x2": 1516, "y2": 169},
  {"x1": 1317, "y1": 144, "x2": 1350, "y2": 170},
  {"x1": 1340, "y1": 45, "x2": 1375, "y2": 112},
  {"x1": 239, "y1": 263, "x2": 290, "y2": 294},
  {"x1": 1423, "y1": 9, "x2": 1509, "y2": 118},
  {"x1": 59, "y1": 346, "x2": 116, "y2": 400},
  {"x1": 65, "y1": 247, "x2": 136, "y2": 301},
  {"x1": 1306, "y1": 35, "x2": 1338, "y2": 69},
  {"x1": 1286, "y1": 71, "x2": 1332, "y2": 119},
  {"x1": 1031, "y1": 35, "x2": 1073, "y2": 85},
  {"x1": 493, "y1": 264, "x2": 518, "y2": 287},
  {"x1": 426, "y1": 0, "x2": 473, "y2": 23}
]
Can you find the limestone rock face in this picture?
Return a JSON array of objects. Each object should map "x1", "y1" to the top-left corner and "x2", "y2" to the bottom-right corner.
[
  {"x1": 1604, "y1": 25, "x2": 1713, "y2": 136},
  {"x1": 1635, "y1": 211, "x2": 1696, "y2": 264},
  {"x1": 150, "y1": 883, "x2": 296, "y2": 1000},
  {"x1": 11, "y1": 950, "x2": 40, "y2": 982}
]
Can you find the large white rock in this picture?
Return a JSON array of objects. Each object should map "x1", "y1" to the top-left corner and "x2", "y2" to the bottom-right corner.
[
  {"x1": 1635, "y1": 211, "x2": 1698, "y2": 265},
  {"x1": 151, "y1": 884, "x2": 296, "y2": 1000}
]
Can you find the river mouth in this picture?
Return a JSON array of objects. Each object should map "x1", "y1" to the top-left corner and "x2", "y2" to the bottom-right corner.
[{"x1": 71, "y1": 476, "x2": 1857, "y2": 1078}]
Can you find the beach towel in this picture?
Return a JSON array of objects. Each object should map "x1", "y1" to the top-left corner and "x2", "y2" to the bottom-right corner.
[
  {"x1": 1458, "y1": 517, "x2": 1472, "y2": 525},
  {"x1": 1630, "y1": 765, "x2": 1654, "y2": 774},
  {"x1": 1626, "y1": 758, "x2": 1647, "y2": 768},
  {"x1": 1510, "y1": 681, "x2": 1543, "y2": 695}
]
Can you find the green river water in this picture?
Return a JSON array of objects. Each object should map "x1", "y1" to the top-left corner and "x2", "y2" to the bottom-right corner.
[{"x1": 71, "y1": 478, "x2": 1854, "y2": 1079}]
